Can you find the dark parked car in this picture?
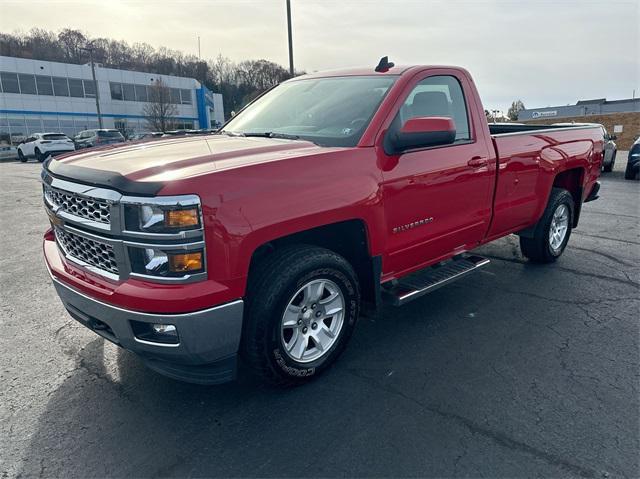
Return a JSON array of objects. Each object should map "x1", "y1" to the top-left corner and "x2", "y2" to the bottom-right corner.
[
  {"x1": 625, "y1": 138, "x2": 640, "y2": 180},
  {"x1": 74, "y1": 129, "x2": 125, "y2": 149}
]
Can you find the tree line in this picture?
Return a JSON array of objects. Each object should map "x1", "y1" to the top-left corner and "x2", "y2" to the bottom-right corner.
[{"x1": 0, "y1": 28, "x2": 297, "y2": 119}]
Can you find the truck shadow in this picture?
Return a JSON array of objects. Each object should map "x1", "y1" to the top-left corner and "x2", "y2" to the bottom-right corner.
[
  {"x1": 17, "y1": 282, "x2": 492, "y2": 478},
  {"x1": 17, "y1": 236, "x2": 624, "y2": 477}
]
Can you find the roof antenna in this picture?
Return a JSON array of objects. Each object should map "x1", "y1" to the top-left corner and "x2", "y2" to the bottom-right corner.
[{"x1": 375, "y1": 56, "x2": 395, "y2": 73}]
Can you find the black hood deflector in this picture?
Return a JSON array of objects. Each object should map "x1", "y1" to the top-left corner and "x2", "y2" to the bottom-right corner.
[{"x1": 44, "y1": 158, "x2": 164, "y2": 196}]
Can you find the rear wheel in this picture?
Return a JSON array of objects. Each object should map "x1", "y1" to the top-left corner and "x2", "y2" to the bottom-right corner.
[
  {"x1": 243, "y1": 245, "x2": 360, "y2": 386},
  {"x1": 519, "y1": 188, "x2": 574, "y2": 263},
  {"x1": 18, "y1": 150, "x2": 26, "y2": 163}
]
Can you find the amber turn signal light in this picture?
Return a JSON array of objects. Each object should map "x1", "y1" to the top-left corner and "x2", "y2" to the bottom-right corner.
[
  {"x1": 164, "y1": 208, "x2": 199, "y2": 228},
  {"x1": 168, "y1": 252, "x2": 203, "y2": 273}
]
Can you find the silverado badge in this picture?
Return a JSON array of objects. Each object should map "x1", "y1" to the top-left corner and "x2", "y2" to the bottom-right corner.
[{"x1": 393, "y1": 217, "x2": 434, "y2": 234}]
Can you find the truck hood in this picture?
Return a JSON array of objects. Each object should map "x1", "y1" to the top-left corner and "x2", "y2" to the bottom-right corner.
[{"x1": 47, "y1": 135, "x2": 336, "y2": 194}]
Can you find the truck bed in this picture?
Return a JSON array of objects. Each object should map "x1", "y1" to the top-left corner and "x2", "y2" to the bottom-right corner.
[
  {"x1": 488, "y1": 123, "x2": 598, "y2": 135},
  {"x1": 487, "y1": 123, "x2": 603, "y2": 239}
]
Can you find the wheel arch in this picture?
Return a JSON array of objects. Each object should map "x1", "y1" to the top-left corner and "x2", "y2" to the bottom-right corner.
[
  {"x1": 246, "y1": 219, "x2": 381, "y2": 313},
  {"x1": 552, "y1": 167, "x2": 585, "y2": 228}
]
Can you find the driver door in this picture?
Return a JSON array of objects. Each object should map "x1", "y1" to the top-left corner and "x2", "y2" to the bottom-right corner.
[
  {"x1": 22, "y1": 136, "x2": 36, "y2": 157},
  {"x1": 380, "y1": 72, "x2": 496, "y2": 276}
]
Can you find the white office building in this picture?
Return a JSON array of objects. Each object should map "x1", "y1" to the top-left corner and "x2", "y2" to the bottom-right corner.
[{"x1": 0, "y1": 55, "x2": 224, "y2": 144}]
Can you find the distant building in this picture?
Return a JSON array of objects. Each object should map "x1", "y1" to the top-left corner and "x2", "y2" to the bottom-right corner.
[
  {"x1": 0, "y1": 55, "x2": 224, "y2": 144},
  {"x1": 519, "y1": 97, "x2": 640, "y2": 121}
]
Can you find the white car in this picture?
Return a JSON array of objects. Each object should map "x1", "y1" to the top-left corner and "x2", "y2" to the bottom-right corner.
[{"x1": 17, "y1": 132, "x2": 75, "y2": 162}]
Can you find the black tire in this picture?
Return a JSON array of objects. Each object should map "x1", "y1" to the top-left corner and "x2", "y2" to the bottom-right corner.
[
  {"x1": 603, "y1": 150, "x2": 616, "y2": 172},
  {"x1": 18, "y1": 150, "x2": 26, "y2": 163},
  {"x1": 242, "y1": 245, "x2": 360, "y2": 386},
  {"x1": 519, "y1": 188, "x2": 574, "y2": 263},
  {"x1": 35, "y1": 148, "x2": 44, "y2": 162},
  {"x1": 625, "y1": 162, "x2": 639, "y2": 180}
]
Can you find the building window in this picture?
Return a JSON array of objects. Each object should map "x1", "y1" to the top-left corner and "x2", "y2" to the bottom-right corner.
[
  {"x1": 0, "y1": 72, "x2": 20, "y2": 93},
  {"x1": 134, "y1": 84, "x2": 148, "y2": 102},
  {"x1": 36, "y1": 75, "x2": 54, "y2": 95},
  {"x1": 42, "y1": 118, "x2": 60, "y2": 131},
  {"x1": 122, "y1": 83, "x2": 136, "y2": 101},
  {"x1": 68, "y1": 78, "x2": 84, "y2": 98},
  {"x1": 52, "y1": 77, "x2": 70, "y2": 96},
  {"x1": 83, "y1": 80, "x2": 96, "y2": 98},
  {"x1": 110, "y1": 82, "x2": 123, "y2": 100},
  {"x1": 170, "y1": 88, "x2": 181, "y2": 104},
  {"x1": 180, "y1": 89, "x2": 192, "y2": 105},
  {"x1": 8, "y1": 117, "x2": 26, "y2": 143},
  {"x1": 18, "y1": 74, "x2": 37, "y2": 95},
  {"x1": 26, "y1": 118, "x2": 43, "y2": 134}
]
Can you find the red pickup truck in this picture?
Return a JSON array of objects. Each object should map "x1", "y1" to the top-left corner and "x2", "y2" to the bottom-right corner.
[{"x1": 42, "y1": 61, "x2": 603, "y2": 385}]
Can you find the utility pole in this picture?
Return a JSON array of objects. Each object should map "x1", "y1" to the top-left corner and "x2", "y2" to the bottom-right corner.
[
  {"x1": 82, "y1": 44, "x2": 103, "y2": 129},
  {"x1": 286, "y1": 0, "x2": 294, "y2": 76},
  {"x1": 198, "y1": 35, "x2": 201, "y2": 59}
]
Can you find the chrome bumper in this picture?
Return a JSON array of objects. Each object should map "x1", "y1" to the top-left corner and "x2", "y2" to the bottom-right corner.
[{"x1": 50, "y1": 275, "x2": 244, "y2": 384}]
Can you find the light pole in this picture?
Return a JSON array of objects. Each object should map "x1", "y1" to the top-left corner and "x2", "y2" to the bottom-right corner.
[
  {"x1": 286, "y1": 0, "x2": 294, "y2": 76},
  {"x1": 82, "y1": 44, "x2": 103, "y2": 129}
]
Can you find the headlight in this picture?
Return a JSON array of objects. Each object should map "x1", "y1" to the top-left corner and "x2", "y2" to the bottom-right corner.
[
  {"x1": 121, "y1": 195, "x2": 206, "y2": 282},
  {"x1": 138, "y1": 204, "x2": 200, "y2": 230},
  {"x1": 123, "y1": 195, "x2": 202, "y2": 234}
]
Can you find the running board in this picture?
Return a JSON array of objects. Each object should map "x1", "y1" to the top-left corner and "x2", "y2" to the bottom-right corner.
[{"x1": 382, "y1": 255, "x2": 490, "y2": 306}]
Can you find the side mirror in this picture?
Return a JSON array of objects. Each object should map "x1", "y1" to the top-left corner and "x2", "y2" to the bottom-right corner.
[{"x1": 388, "y1": 117, "x2": 456, "y2": 154}]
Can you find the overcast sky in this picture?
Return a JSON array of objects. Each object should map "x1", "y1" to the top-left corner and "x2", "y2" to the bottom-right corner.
[{"x1": 1, "y1": 0, "x2": 638, "y2": 111}]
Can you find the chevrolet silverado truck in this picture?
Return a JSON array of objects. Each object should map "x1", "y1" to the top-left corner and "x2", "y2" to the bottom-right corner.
[{"x1": 42, "y1": 61, "x2": 603, "y2": 385}]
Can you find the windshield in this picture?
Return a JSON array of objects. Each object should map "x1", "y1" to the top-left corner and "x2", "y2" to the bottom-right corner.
[{"x1": 222, "y1": 75, "x2": 397, "y2": 147}]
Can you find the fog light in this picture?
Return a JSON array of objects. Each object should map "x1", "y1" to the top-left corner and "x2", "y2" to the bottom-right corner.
[
  {"x1": 152, "y1": 324, "x2": 177, "y2": 335},
  {"x1": 131, "y1": 320, "x2": 179, "y2": 344}
]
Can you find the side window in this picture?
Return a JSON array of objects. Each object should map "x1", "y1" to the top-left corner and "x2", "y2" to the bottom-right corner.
[{"x1": 399, "y1": 75, "x2": 471, "y2": 141}]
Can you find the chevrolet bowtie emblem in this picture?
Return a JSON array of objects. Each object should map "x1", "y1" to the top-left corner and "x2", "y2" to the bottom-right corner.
[{"x1": 46, "y1": 206, "x2": 64, "y2": 227}]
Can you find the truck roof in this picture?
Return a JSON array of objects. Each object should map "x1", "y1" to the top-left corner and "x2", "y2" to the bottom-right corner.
[{"x1": 296, "y1": 65, "x2": 467, "y2": 80}]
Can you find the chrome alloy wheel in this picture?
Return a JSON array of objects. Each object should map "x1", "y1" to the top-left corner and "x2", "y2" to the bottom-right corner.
[
  {"x1": 549, "y1": 204, "x2": 569, "y2": 252},
  {"x1": 280, "y1": 279, "x2": 345, "y2": 363}
]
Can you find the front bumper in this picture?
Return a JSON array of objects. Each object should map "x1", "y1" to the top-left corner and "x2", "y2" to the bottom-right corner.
[{"x1": 50, "y1": 273, "x2": 244, "y2": 384}]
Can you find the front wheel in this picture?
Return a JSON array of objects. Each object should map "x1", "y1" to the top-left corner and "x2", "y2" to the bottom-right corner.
[
  {"x1": 35, "y1": 148, "x2": 44, "y2": 162},
  {"x1": 243, "y1": 245, "x2": 360, "y2": 386},
  {"x1": 519, "y1": 188, "x2": 574, "y2": 263},
  {"x1": 18, "y1": 150, "x2": 26, "y2": 163}
]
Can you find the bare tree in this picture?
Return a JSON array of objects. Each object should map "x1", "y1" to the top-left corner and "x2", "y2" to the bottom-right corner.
[
  {"x1": 143, "y1": 78, "x2": 177, "y2": 132},
  {"x1": 507, "y1": 100, "x2": 526, "y2": 121},
  {"x1": 57, "y1": 28, "x2": 87, "y2": 63}
]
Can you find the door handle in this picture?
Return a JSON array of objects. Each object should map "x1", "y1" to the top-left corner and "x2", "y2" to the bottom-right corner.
[{"x1": 468, "y1": 156, "x2": 488, "y2": 168}]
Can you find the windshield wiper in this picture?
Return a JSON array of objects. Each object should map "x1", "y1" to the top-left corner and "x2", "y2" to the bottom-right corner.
[
  {"x1": 243, "y1": 132, "x2": 301, "y2": 140},
  {"x1": 216, "y1": 130, "x2": 246, "y2": 137}
]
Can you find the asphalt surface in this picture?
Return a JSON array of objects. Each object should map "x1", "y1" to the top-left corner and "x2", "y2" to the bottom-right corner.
[{"x1": 0, "y1": 157, "x2": 638, "y2": 478}]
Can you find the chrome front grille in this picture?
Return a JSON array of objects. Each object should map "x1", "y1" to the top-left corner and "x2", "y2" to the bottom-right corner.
[
  {"x1": 44, "y1": 185, "x2": 111, "y2": 224},
  {"x1": 43, "y1": 173, "x2": 205, "y2": 283},
  {"x1": 55, "y1": 227, "x2": 119, "y2": 275}
]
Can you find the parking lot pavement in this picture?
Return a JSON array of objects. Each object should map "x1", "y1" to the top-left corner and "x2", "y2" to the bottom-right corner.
[{"x1": 0, "y1": 159, "x2": 638, "y2": 479}]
